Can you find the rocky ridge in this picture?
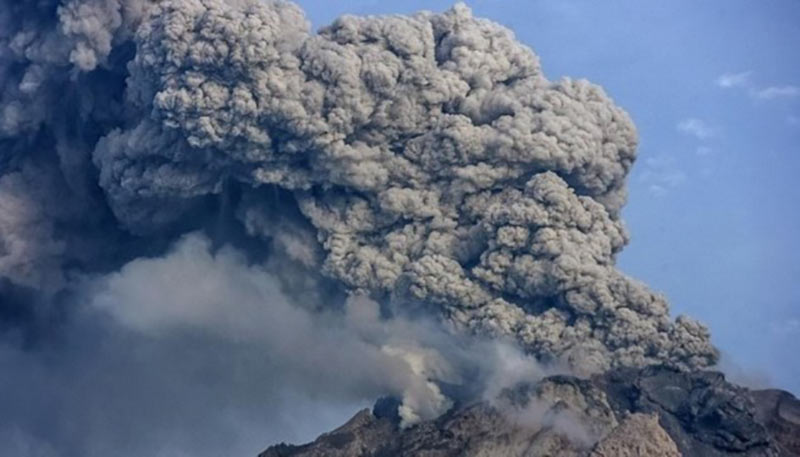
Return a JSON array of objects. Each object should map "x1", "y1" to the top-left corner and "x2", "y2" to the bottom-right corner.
[{"x1": 260, "y1": 366, "x2": 800, "y2": 457}]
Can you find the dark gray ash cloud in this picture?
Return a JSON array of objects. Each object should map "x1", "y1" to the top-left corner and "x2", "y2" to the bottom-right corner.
[{"x1": 0, "y1": 0, "x2": 718, "y2": 455}]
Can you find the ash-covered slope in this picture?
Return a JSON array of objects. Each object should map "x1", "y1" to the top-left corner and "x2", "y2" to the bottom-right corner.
[{"x1": 261, "y1": 367, "x2": 800, "y2": 457}]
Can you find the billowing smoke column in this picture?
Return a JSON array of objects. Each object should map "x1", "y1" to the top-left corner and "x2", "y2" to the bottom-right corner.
[{"x1": 2, "y1": 0, "x2": 716, "y2": 378}]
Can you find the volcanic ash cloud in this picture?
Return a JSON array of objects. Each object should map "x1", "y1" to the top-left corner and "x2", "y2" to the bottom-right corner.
[{"x1": 2, "y1": 0, "x2": 718, "y2": 375}]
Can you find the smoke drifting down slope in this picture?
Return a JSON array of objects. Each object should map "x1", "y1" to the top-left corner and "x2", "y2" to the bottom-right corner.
[{"x1": 0, "y1": 0, "x2": 721, "y2": 454}]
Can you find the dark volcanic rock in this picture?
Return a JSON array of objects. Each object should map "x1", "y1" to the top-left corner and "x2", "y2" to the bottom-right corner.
[
  {"x1": 598, "y1": 366, "x2": 775, "y2": 456},
  {"x1": 260, "y1": 366, "x2": 800, "y2": 457},
  {"x1": 751, "y1": 389, "x2": 800, "y2": 456}
]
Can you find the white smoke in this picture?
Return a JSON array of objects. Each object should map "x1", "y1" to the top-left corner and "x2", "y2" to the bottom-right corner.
[
  {"x1": 89, "y1": 232, "x2": 543, "y2": 427},
  {"x1": 1, "y1": 231, "x2": 552, "y2": 456}
]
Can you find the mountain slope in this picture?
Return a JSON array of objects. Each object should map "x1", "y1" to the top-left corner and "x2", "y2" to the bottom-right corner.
[{"x1": 260, "y1": 367, "x2": 800, "y2": 457}]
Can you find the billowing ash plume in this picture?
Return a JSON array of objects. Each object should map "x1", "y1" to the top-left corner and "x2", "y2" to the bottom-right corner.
[
  {"x1": 0, "y1": 0, "x2": 717, "y2": 373},
  {"x1": 94, "y1": 0, "x2": 719, "y2": 372},
  {"x1": 0, "y1": 3, "x2": 725, "y2": 454}
]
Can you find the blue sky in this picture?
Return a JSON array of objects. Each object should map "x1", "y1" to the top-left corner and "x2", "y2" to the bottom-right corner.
[{"x1": 295, "y1": 0, "x2": 800, "y2": 394}]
